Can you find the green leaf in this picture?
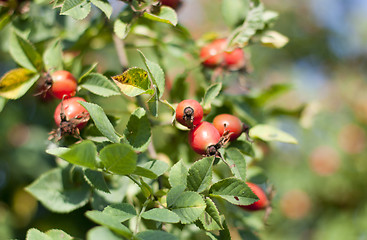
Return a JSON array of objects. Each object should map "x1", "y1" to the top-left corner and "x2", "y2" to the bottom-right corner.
[
  {"x1": 222, "y1": 0, "x2": 249, "y2": 27},
  {"x1": 26, "y1": 229, "x2": 52, "y2": 240},
  {"x1": 90, "y1": 0, "x2": 112, "y2": 18},
  {"x1": 224, "y1": 148, "x2": 246, "y2": 181},
  {"x1": 103, "y1": 203, "x2": 137, "y2": 222},
  {"x1": 61, "y1": 0, "x2": 91, "y2": 20},
  {"x1": 80, "y1": 73, "x2": 121, "y2": 97},
  {"x1": 229, "y1": 135, "x2": 255, "y2": 157},
  {"x1": 202, "y1": 83, "x2": 222, "y2": 110},
  {"x1": 187, "y1": 157, "x2": 214, "y2": 193},
  {"x1": 84, "y1": 169, "x2": 110, "y2": 193},
  {"x1": 249, "y1": 124, "x2": 298, "y2": 144},
  {"x1": 112, "y1": 67, "x2": 154, "y2": 97},
  {"x1": 99, "y1": 143, "x2": 137, "y2": 175},
  {"x1": 46, "y1": 229, "x2": 73, "y2": 240},
  {"x1": 199, "y1": 198, "x2": 223, "y2": 231},
  {"x1": 134, "y1": 159, "x2": 169, "y2": 179},
  {"x1": 136, "y1": 230, "x2": 178, "y2": 240},
  {"x1": 141, "y1": 208, "x2": 180, "y2": 223},
  {"x1": 251, "y1": 83, "x2": 292, "y2": 106},
  {"x1": 85, "y1": 211, "x2": 133, "y2": 238},
  {"x1": 47, "y1": 141, "x2": 98, "y2": 169},
  {"x1": 9, "y1": 31, "x2": 43, "y2": 72},
  {"x1": 260, "y1": 30, "x2": 289, "y2": 48},
  {"x1": 170, "y1": 191, "x2": 206, "y2": 224},
  {"x1": 124, "y1": 107, "x2": 151, "y2": 151},
  {"x1": 0, "y1": 68, "x2": 39, "y2": 99},
  {"x1": 167, "y1": 185, "x2": 186, "y2": 208},
  {"x1": 114, "y1": 8, "x2": 134, "y2": 39},
  {"x1": 227, "y1": 3, "x2": 265, "y2": 49},
  {"x1": 78, "y1": 63, "x2": 99, "y2": 82},
  {"x1": 87, "y1": 227, "x2": 121, "y2": 240},
  {"x1": 43, "y1": 39, "x2": 63, "y2": 71},
  {"x1": 0, "y1": 97, "x2": 6, "y2": 112},
  {"x1": 25, "y1": 168, "x2": 90, "y2": 213},
  {"x1": 148, "y1": 91, "x2": 159, "y2": 117},
  {"x1": 79, "y1": 101, "x2": 120, "y2": 143},
  {"x1": 143, "y1": 6, "x2": 178, "y2": 26},
  {"x1": 219, "y1": 219, "x2": 232, "y2": 240},
  {"x1": 209, "y1": 178, "x2": 258, "y2": 205},
  {"x1": 138, "y1": 50, "x2": 165, "y2": 99},
  {"x1": 0, "y1": 12, "x2": 11, "y2": 31},
  {"x1": 26, "y1": 228, "x2": 52, "y2": 240},
  {"x1": 168, "y1": 160, "x2": 188, "y2": 188}
]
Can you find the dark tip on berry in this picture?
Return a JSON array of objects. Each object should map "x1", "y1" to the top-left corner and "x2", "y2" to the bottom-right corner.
[{"x1": 206, "y1": 145, "x2": 218, "y2": 156}]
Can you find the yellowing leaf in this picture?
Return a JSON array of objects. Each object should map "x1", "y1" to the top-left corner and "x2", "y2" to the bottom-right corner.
[
  {"x1": 260, "y1": 30, "x2": 289, "y2": 48},
  {"x1": 112, "y1": 67, "x2": 154, "y2": 97},
  {"x1": 0, "y1": 68, "x2": 39, "y2": 99}
]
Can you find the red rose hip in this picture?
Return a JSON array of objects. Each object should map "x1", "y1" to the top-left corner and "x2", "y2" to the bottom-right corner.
[
  {"x1": 176, "y1": 99, "x2": 203, "y2": 128},
  {"x1": 189, "y1": 121, "x2": 221, "y2": 155},
  {"x1": 54, "y1": 97, "x2": 89, "y2": 129},
  {"x1": 213, "y1": 114, "x2": 243, "y2": 141},
  {"x1": 51, "y1": 70, "x2": 78, "y2": 99},
  {"x1": 240, "y1": 182, "x2": 269, "y2": 211}
]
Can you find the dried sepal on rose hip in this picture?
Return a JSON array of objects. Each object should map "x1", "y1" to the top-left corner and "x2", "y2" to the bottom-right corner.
[
  {"x1": 175, "y1": 99, "x2": 203, "y2": 129},
  {"x1": 35, "y1": 70, "x2": 78, "y2": 100},
  {"x1": 49, "y1": 97, "x2": 90, "y2": 141}
]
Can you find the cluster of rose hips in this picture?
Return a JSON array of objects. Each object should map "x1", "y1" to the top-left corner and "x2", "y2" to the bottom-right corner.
[
  {"x1": 176, "y1": 99, "x2": 269, "y2": 211},
  {"x1": 200, "y1": 38, "x2": 246, "y2": 71},
  {"x1": 175, "y1": 99, "x2": 248, "y2": 156},
  {"x1": 36, "y1": 70, "x2": 90, "y2": 141}
]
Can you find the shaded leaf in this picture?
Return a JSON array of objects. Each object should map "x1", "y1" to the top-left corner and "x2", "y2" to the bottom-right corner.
[
  {"x1": 25, "y1": 168, "x2": 90, "y2": 213},
  {"x1": 222, "y1": 0, "x2": 249, "y2": 27},
  {"x1": 229, "y1": 135, "x2": 255, "y2": 157},
  {"x1": 136, "y1": 230, "x2": 178, "y2": 240},
  {"x1": 170, "y1": 191, "x2": 206, "y2": 224},
  {"x1": 250, "y1": 124, "x2": 298, "y2": 144},
  {"x1": 143, "y1": 6, "x2": 178, "y2": 26},
  {"x1": 99, "y1": 143, "x2": 137, "y2": 175},
  {"x1": 112, "y1": 67, "x2": 154, "y2": 97},
  {"x1": 9, "y1": 31, "x2": 43, "y2": 72},
  {"x1": 124, "y1": 108, "x2": 151, "y2": 151},
  {"x1": 0, "y1": 68, "x2": 39, "y2": 99},
  {"x1": 87, "y1": 227, "x2": 121, "y2": 240},
  {"x1": 202, "y1": 83, "x2": 222, "y2": 110},
  {"x1": 141, "y1": 208, "x2": 180, "y2": 223},
  {"x1": 209, "y1": 178, "x2": 258, "y2": 205},
  {"x1": 61, "y1": 0, "x2": 91, "y2": 20},
  {"x1": 90, "y1": 0, "x2": 112, "y2": 18},
  {"x1": 103, "y1": 203, "x2": 137, "y2": 222},
  {"x1": 199, "y1": 198, "x2": 223, "y2": 231},
  {"x1": 47, "y1": 141, "x2": 98, "y2": 169},
  {"x1": 79, "y1": 73, "x2": 120, "y2": 97},
  {"x1": 43, "y1": 39, "x2": 63, "y2": 71},
  {"x1": 79, "y1": 101, "x2": 120, "y2": 143},
  {"x1": 169, "y1": 160, "x2": 188, "y2": 188},
  {"x1": 84, "y1": 169, "x2": 110, "y2": 193},
  {"x1": 224, "y1": 148, "x2": 246, "y2": 181},
  {"x1": 167, "y1": 185, "x2": 186, "y2": 208},
  {"x1": 138, "y1": 50, "x2": 165, "y2": 99},
  {"x1": 187, "y1": 157, "x2": 214, "y2": 193}
]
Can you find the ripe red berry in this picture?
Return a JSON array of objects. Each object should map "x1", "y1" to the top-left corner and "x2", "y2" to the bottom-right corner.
[
  {"x1": 213, "y1": 114, "x2": 243, "y2": 141},
  {"x1": 160, "y1": 0, "x2": 181, "y2": 9},
  {"x1": 51, "y1": 70, "x2": 78, "y2": 99},
  {"x1": 189, "y1": 121, "x2": 221, "y2": 155},
  {"x1": 240, "y1": 182, "x2": 269, "y2": 211},
  {"x1": 200, "y1": 39, "x2": 245, "y2": 70},
  {"x1": 176, "y1": 99, "x2": 203, "y2": 128},
  {"x1": 54, "y1": 97, "x2": 89, "y2": 129}
]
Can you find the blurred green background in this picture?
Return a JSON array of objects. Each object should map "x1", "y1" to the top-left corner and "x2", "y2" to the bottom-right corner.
[{"x1": 1, "y1": 0, "x2": 367, "y2": 239}]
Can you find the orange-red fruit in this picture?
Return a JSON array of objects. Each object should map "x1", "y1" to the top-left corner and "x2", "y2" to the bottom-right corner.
[
  {"x1": 176, "y1": 99, "x2": 203, "y2": 128},
  {"x1": 199, "y1": 39, "x2": 245, "y2": 69},
  {"x1": 189, "y1": 121, "x2": 221, "y2": 155},
  {"x1": 54, "y1": 97, "x2": 89, "y2": 129},
  {"x1": 51, "y1": 70, "x2": 78, "y2": 99},
  {"x1": 213, "y1": 114, "x2": 243, "y2": 141},
  {"x1": 240, "y1": 182, "x2": 269, "y2": 211}
]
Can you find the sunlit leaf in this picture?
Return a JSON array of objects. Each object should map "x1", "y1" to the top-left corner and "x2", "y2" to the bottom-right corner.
[
  {"x1": 112, "y1": 67, "x2": 154, "y2": 97},
  {"x1": 250, "y1": 124, "x2": 298, "y2": 144},
  {"x1": 90, "y1": 0, "x2": 112, "y2": 18},
  {"x1": 187, "y1": 157, "x2": 214, "y2": 193},
  {"x1": 79, "y1": 73, "x2": 120, "y2": 97},
  {"x1": 99, "y1": 143, "x2": 137, "y2": 175},
  {"x1": 141, "y1": 208, "x2": 180, "y2": 223},
  {"x1": 170, "y1": 191, "x2": 206, "y2": 224},
  {"x1": 61, "y1": 0, "x2": 91, "y2": 20},
  {"x1": 143, "y1": 6, "x2": 178, "y2": 26},
  {"x1": 0, "y1": 68, "x2": 39, "y2": 99},
  {"x1": 169, "y1": 160, "x2": 188, "y2": 188}
]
